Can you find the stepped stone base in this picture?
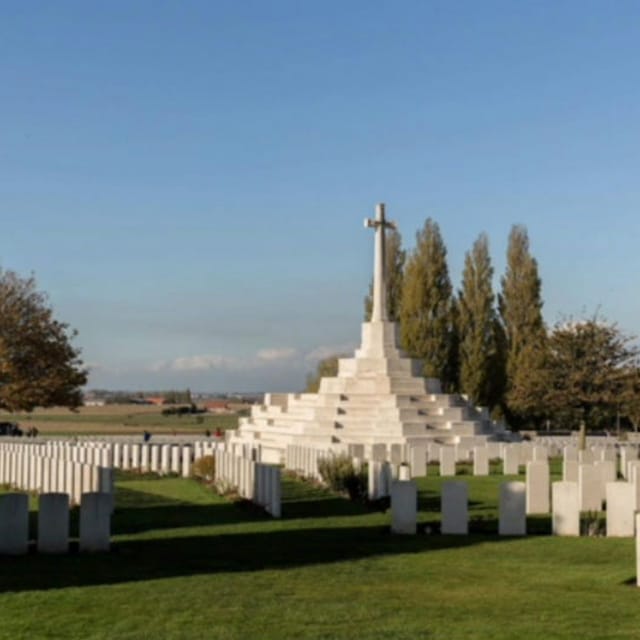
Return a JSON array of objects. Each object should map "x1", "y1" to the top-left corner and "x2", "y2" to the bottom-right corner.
[{"x1": 231, "y1": 321, "x2": 509, "y2": 460}]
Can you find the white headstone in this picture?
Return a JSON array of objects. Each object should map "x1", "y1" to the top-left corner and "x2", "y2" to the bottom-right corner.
[
  {"x1": 532, "y1": 446, "x2": 548, "y2": 462},
  {"x1": 578, "y1": 464, "x2": 602, "y2": 512},
  {"x1": 636, "y1": 513, "x2": 640, "y2": 586},
  {"x1": 621, "y1": 447, "x2": 638, "y2": 479},
  {"x1": 499, "y1": 481, "x2": 526, "y2": 536},
  {"x1": 596, "y1": 459, "x2": 617, "y2": 486},
  {"x1": 181, "y1": 446, "x2": 191, "y2": 478},
  {"x1": 526, "y1": 461, "x2": 550, "y2": 514},
  {"x1": 171, "y1": 446, "x2": 181, "y2": 474},
  {"x1": 121, "y1": 444, "x2": 130, "y2": 470},
  {"x1": 563, "y1": 459, "x2": 579, "y2": 482},
  {"x1": 391, "y1": 480, "x2": 417, "y2": 534},
  {"x1": 552, "y1": 481, "x2": 580, "y2": 536},
  {"x1": 0, "y1": 493, "x2": 29, "y2": 555},
  {"x1": 441, "y1": 481, "x2": 468, "y2": 535},
  {"x1": 563, "y1": 446, "x2": 578, "y2": 462},
  {"x1": 390, "y1": 443, "x2": 404, "y2": 465},
  {"x1": 371, "y1": 443, "x2": 387, "y2": 462},
  {"x1": 578, "y1": 449, "x2": 593, "y2": 465},
  {"x1": 398, "y1": 463, "x2": 411, "y2": 481},
  {"x1": 131, "y1": 444, "x2": 141, "y2": 470},
  {"x1": 606, "y1": 482, "x2": 636, "y2": 537},
  {"x1": 439, "y1": 447, "x2": 456, "y2": 477},
  {"x1": 473, "y1": 447, "x2": 489, "y2": 476},
  {"x1": 503, "y1": 445, "x2": 520, "y2": 475},
  {"x1": 160, "y1": 445, "x2": 171, "y2": 475},
  {"x1": 38, "y1": 493, "x2": 69, "y2": 554},
  {"x1": 139, "y1": 444, "x2": 149, "y2": 471},
  {"x1": 409, "y1": 444, "x2": 427, "y2": 477},
  {"x1": 79, "y1": 492, "x2": 111, "y2": 552}
]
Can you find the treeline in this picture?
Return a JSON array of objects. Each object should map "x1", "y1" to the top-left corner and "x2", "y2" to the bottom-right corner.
[
  {"x1": 90, "y1": 389, "x2": 193, "y2": 404},
  {"x1": 312, "y1": 220, "x2": 640, "y2": 432}
]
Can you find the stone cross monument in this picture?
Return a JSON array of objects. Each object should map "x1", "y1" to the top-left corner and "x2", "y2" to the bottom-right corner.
[
  {"x1": 231, "y1": 201, "x2": 509, "y2": 459},
  {"x1": 364, "y1": 203, "x2": 396, "y2": 322}
]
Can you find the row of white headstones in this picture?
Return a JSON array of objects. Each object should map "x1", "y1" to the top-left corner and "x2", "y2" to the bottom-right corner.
[
  {"x1": 388, "y1": 477, "x2": 635, "y2": 538},
  {"x1": 285, "y1": 441, "x2": 640, "y2": 537},
  {"x1": 0, "y1": 492, "x2": 111, "y2": 555},
  {"x1": 0, "y1": 439, "x2": 283, "y2": 555}
]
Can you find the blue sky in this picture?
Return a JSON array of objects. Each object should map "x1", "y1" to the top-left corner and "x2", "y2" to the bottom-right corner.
[{"x1": 1, "y1": 1, "x2": 639, "y2": 391}]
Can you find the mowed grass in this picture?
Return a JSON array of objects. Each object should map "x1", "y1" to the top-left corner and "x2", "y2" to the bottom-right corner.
[
  {"x1": 0, "y1": 405, "x2": 239, "y2": 435},
  {"x1": 1, "y1": 466, "x2": 638, "y2": 640}
]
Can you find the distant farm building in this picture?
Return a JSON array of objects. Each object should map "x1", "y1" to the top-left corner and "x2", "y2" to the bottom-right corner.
[
  {"x1": 204, "y1": 401, "x2": 234, "y2": 414},
  {"x1": 83, "y1": 399, "x2": 106, "y2": 407}
]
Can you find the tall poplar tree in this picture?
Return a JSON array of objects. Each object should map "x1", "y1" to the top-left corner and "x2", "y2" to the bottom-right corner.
[
  {"x1": 400, "y1": 219, "x2": 458, "y2": 389},
  {"x1": 498, "y1": 225, "x2": 546, "y2": 425},
  {"x1": 364, "y1": 229, "x2": 405, "y2": 321},
  {"x1": 457, "y1": 233, "x2": 503, "y2": 409}
]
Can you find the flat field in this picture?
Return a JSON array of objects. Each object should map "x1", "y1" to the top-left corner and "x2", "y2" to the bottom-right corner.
[
  {"x1": 0, "y1": 404, "x2": 239, "y2": 435},
  {"x1": 0, "y1": 466, "x2": 638, "y2": 640}
]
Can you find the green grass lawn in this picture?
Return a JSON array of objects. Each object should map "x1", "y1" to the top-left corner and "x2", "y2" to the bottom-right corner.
[
  {"x1": 0, "y1": 467, "x2": 638, "y2": 640},
  {"x1": 0, "y1": 410, "x2": 238, "y2": 435}
]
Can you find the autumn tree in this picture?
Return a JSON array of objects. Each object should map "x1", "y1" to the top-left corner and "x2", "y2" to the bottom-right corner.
[
  {"x1": 498, "y1": 225, "x2": 546, "y2": 426},
  {"x1": 0, "y1": 269, "x2": 87, "y2": 412},
  {"x1": 544, "y1": 317, "x2": 639, "y2": 431},
  {"x1": 400, "y1": 219, "x2": 458, "y2": 390},
  {"x1": 364, "y1": 228, "x2": 406, "y2": 321},
  {"x1": 620, "y1": 366, "x2": 640, "y2": 433},
  {"x1": 305, "y1": 354, "x2": 345, "y2": 393},
  {"x1": 457, "y1": 233, "x2": 504, "y2": 409}
]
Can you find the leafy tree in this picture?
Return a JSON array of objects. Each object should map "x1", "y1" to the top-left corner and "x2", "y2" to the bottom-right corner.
[
  {"x1": 544, "y1": 317, "x2": 639, "y2": 431},
  {"x1": 620, "y1": 366, "x2": 640, "y2": 433},
  {"x1": 400, "y1": 219, "x2": 458, "y2": 390},
  {"x1": 305, "y1": 355, "x2": 344, "y2": 393},
  {"x1": 0, "y1": 269, "x2": 87, "y2": 412},
  {"x1": 457, "y1": 233, "x2": 504, "y2": 409},
  {"x1": 364, "y1": 228, "x2": 406, "y2": 321},
  {"x1": 498, "y1": 225, "x2": 546, "y2": 425},
  {"x1": 163, "y1": 389, "x2": 193, "y2": 404}
]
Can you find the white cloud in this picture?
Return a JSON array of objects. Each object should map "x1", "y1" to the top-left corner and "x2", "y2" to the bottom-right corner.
[
  {"x1": 145, "y1": 347, "x2": 299, "y2": 373},
  {"x1": 170, "y1": 354, "x2": 239, "y2": 371},
  {"x1": 257, "y1": 347, "x2": 298, "y2": 361}
]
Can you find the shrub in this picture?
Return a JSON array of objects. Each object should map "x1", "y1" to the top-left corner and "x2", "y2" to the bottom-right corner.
[
  {"x1": 581, "y1": 510, "x2": 606, "y2": 536},
  {"x1": 191, "y1": 455, "x2": 216, "y2": 483},
  {"x1": 317, "y1": 454, "x2": 367, "y2": 501}
]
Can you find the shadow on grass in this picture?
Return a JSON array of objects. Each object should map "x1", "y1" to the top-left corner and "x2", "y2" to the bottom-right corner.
[
  {"x1": 112, "y1": 488, "x2": 270, "y2": 534},
  {"x1": 111, "y1": 478, "x2": 370, "y2": 534},
  {"x1": 0, "y1": 523, "x2": 524, "y2": 594}
]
